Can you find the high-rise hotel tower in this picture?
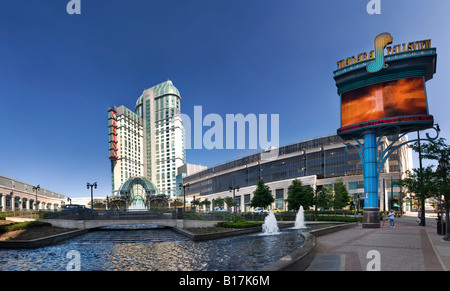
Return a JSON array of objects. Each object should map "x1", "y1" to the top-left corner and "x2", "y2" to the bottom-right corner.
[{"x1": 108, "y1": 80, "x2": 186, "y2": 198}]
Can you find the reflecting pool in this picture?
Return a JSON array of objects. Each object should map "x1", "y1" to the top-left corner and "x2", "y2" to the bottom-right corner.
[{"x1": 0, "y1": 227, "x2": 311, "y2": 271}]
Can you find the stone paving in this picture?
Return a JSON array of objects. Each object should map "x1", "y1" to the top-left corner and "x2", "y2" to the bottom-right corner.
[{"x1": 309, "y1": 212, "x2": 450, "y2": 271}]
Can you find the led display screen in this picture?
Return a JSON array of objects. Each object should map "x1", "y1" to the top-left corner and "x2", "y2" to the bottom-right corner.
[{"x1": 341, "y1": 77, "x2": 428, "y2": 128}]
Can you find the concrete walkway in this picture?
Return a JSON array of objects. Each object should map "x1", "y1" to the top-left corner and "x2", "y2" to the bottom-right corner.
[{"x1": 307, "y1": 211, "x2": 450, "y2": 271}]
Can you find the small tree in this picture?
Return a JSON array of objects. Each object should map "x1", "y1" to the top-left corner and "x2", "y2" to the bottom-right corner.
[
  {"x1": 213, "y1": 197, "x2": 225, "y2": 209},
  {"x1": 401, "y1": 166, "x2": 435, "y2": 224},
  {"x1": 224, "y1": 196, "x2": 235, "y2": 211},
  {"x1": 191, "y1": 197, "x2": 201, "y2": 212},
  {"x1": 332, "y1": 178, "x2": 350, "y2": 210},
  {"x1": 317, "y1": 186, "x2": 332, "y2": 210},
  {"x1": 201, "y1": 198, "x2": 211, "y2": 212},
  {"x1": 407, "y1": 138, "x2": 450, "y2": 228},
  {"x1": 285, "y1": 179, "x2": 314, "y2": 211},
  {"x1": 250, "y1": 179, "x2": 274, "y2": 209}
]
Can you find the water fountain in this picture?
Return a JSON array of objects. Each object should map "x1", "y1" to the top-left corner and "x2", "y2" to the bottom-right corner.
[
  {"x1": 262, "y1": 211, "x2": 280, "y2": 235},
  {"x1": 293, "y1": 206, "x2": 306, "y2": 229},
  {"x1": 129, "y1": 197, "x2": 147, "y2": 211}
]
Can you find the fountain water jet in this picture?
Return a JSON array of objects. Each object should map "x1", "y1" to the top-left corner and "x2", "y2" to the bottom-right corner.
[
  {"x1": 129, "y1": 197, "x2": 147, "y2": 211},
  {"x1": 293, "y1": 206, "x2": 307, "y2": 229},
  {"x1": 262, "y1": 211, "x2": 280, "y2": 235}
]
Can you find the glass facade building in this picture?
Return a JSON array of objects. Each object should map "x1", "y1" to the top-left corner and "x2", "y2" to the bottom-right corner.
[{"x1": 183, "y1": 134, "x2": 413, "y2": 212}]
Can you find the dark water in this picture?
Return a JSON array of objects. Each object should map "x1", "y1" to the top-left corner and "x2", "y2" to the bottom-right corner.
[{"x1": 0, "y1": 227, "x2": 309, "y2": 271}]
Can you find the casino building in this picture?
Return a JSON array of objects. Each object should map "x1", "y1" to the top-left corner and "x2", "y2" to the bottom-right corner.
[
  {"x1": 108, "y1": 80, "x2": 186, "y2": 203},
  {"x1": 0, "y1": 174, "x2": 66, "y2": 211},
  {"x1": 182, "y1": 134, "x2": 413, "y2": 212}
]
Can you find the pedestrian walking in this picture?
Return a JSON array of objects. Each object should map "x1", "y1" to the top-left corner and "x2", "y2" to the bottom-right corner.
[
  {"x1": 381, "y1": 211, "x2": 386, "y2": 226},
  {"x1": 388, "y1": 209, "x2": 395, "y2": 228}
]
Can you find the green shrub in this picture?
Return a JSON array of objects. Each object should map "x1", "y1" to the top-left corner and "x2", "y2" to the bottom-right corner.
[
  {"x1": 184, "y1": 213, "x2": 204, "y2": 220},
  {"x1": 217, "y1": 221, "x2": 263, "y2": 228},
  {"x1": 0, "y1": 221, "x2": 52, "y2": 234}
]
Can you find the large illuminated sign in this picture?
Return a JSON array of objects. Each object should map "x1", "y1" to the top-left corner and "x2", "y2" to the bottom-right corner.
[
  {"x1": 335, "y1": 33, "x2": 436, "y2": 138},
  {"x1": 108, "y1": 109, "x2": 118, "y2": 160},
  {"x1": 341, "y1": 77, "x2": 428, "y2": 127}
]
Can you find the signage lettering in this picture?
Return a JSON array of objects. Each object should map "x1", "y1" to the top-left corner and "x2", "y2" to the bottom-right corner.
[
  {"x1": 337, "y1": 115, "x2": 433, "y2": 134},
  {"x1": 337, "y1": 37, "x2": 432, "y2": 70},
  {"x1": 367, "y1": 33, "x2": 393, "y2": 73},
  {"x1": 108, "y1": 109, "x2": 118, "y2": 160}
]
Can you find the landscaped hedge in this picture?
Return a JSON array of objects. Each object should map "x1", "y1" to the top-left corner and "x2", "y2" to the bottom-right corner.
[
  {"x1": 217, "y1": 221, "x2": 264, "y2": 229},
  {"x1": 0, "y1": 221, "x2": 52, "y2": 234}
]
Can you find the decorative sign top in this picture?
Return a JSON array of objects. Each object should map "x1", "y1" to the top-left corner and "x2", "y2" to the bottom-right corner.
[{"x1": 336, "y1": 33, "x2": 432, "y2": 71}]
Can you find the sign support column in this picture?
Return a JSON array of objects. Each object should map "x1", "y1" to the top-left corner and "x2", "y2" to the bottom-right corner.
[{"x1": 362, "y1": 131, "x2": 380, "y2": 228}]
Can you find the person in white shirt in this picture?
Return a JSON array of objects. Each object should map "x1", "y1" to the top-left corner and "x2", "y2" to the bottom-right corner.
[{"x1": 388, "y1": 209, "x2": 395, "y2": 228}]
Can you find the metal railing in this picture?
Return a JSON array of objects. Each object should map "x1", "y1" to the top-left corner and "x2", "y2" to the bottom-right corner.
[{"x1": 41, "y1": 210, "x2": 180, "y2": 221}]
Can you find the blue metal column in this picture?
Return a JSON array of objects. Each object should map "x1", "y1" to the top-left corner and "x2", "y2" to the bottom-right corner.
[{"x1": 363, "y1": 132, "x2": 380, "y2": 228}]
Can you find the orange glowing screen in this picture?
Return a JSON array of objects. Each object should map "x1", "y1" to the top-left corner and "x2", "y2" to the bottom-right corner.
[{"x1": 341, "y1": 77, "x2": 428, "y2": 127}]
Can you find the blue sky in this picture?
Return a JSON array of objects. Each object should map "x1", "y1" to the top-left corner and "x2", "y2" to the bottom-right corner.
[{"x1": 0, "y1": 0, "x2": 449, "y2": 198}]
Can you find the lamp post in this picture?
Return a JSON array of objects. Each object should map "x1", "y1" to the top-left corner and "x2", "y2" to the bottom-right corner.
[
  {"x1": 32, "y1": 184, "x2": 40, "y2": 211},
  {"x1": 417, "y1": 131, "x2": 426, "y2": 226},
  {"x1": 87, "y1": 182, "x2": 97, "y2": 210},
  {"x1": 229, "y1": 186, "x2": 240, "y2": 214},
  {"x1": 179, "y1": 182, "x2": 190, "y2": 213},
  {"x1": 438, "y1": 153, "x2": 449, "y2": 240}
]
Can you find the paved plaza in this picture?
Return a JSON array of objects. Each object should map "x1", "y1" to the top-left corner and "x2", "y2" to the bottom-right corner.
[{"x1": 307, "y1": 212, "x2": 450, "y2": 271}]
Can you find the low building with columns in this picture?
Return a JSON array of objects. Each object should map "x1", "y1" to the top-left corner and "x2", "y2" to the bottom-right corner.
[
  {"x1": 182, "y1": 134, "x2": 414, "y2": 212},
  {"x1": 0, "y1": 174, "x2": 66, "y2": 211}
]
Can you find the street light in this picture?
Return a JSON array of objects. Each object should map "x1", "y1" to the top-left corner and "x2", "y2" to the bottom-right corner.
[
  {"x1": 32, "y1": 184, "x2": 40, "y2": 211},
  {"x1": 87, "y1": 182, "x2": 97, "y2": 210},
  {"x1": 179, "y1": 182, "x2": 190, "y2": 213},
  {"x1": 229, "y1": 185, "x2": 240, "y2": 214}
]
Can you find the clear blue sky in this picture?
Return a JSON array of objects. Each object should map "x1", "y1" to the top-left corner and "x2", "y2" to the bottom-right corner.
[{"x1": 0, "y1": 0, "x2": 449, "y2": 198}]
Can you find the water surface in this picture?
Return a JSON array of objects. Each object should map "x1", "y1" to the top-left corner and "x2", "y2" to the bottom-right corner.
[{"x1": 0, "y1": 227, "x2": 309, "y2": 271}]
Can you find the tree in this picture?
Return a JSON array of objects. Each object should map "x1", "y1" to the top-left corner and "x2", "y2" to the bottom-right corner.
[
  {"x1": 401, "y1": 166, "x2": 435, "y2": 210},
  {"x1": 250, "y1": 179, "x2": 274, "y2": 209},
  {"x1": 410, "y1": 138, "x2": 450, "y2": 161},
  {"x1": 201, "y1": 198, "x2": 211, "y2": 212},
  {"x1": 317, "y1": 186, "x2": 333, "y2": 210},
  {"x1": 191, "y1": 197, "x2": 201, "y2": 212},
  {"x1": 332, "y1": 179, "x2": 350, "y2": 210},
  {"x1": 408, "y1": 138, "x2": 450, "y2": 227},
  {"x1": 224, "y1": 196, "x2": 235, "y2": 211},
  {"x1": 436, "y1": 161, "x2": 450, "y2": 240},
  {"x1": 285, "y1": 179, "x2": 314, "y2": 211},
  {"x1": 213, "y1": 197, "x2": 224, "y2": 209},
  {"x1": 408, "y1": 138, "x2": 450, "y2": 236}
]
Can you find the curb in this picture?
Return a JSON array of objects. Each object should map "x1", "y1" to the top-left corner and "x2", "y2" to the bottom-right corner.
[
  {"x1": 258, "y1": 223, "x2": 359, "y2": 271},
  {"x1": 0, "y1": 229, "x2": 89, "y2": 249}
]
